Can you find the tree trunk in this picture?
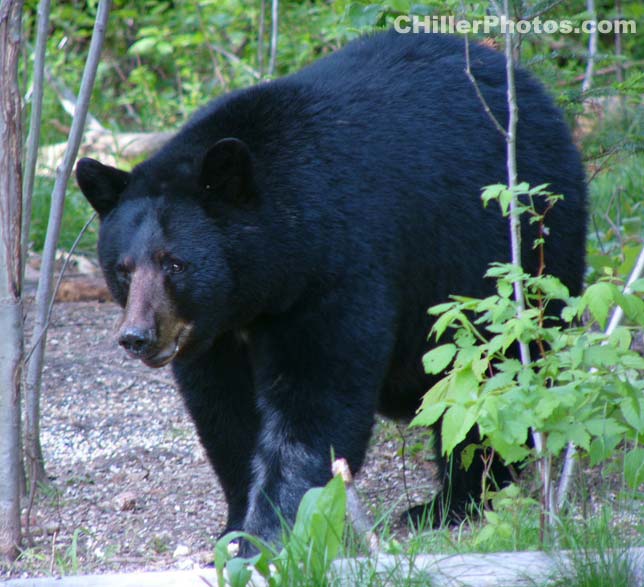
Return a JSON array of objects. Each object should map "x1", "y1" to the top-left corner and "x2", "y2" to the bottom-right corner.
[{"x1": 0, "y1": 0, "x2": 25, "y2": 561}]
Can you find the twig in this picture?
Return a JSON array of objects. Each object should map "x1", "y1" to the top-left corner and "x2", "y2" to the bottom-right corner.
[
  {"x1": 195, "y1": 4, "x2": 226, "y2": 89},
  {"x1": 464, "y1": 35, "x2": 507, "y2": 138},
  {"x1": 211, "y1": 44, "x2": 261, "y2": 80},
  {"x1": 558, "y1": 60, "x2": 644, "y2": 86},
  {"x1": 24, "y1": 213, "x2": 97, "y2": 364},
  {"x1": 396, "y1": 424, "x2": 413, "y2": 513},
  {"x1": 521, "y1": 0, "x2": 567, "y2": 20}
]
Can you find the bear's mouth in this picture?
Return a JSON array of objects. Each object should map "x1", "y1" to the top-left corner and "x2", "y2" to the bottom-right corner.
[{"x1": 140, "y1": 324, "x2": 193, "y2": 368}]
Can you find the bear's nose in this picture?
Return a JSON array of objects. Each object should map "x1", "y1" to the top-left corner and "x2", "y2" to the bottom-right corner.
[{"x1": 118, "y1": 327, "x2": 156, "y2": 357}]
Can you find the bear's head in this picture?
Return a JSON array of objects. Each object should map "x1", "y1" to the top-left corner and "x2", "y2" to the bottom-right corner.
[{"x1": 76, "y1": 138, "x2": 264, "y2": 367}]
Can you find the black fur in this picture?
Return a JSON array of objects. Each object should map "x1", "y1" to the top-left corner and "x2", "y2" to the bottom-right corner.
[{"x1": 77, "y1": 31, "x2": 587, "y2": 542}]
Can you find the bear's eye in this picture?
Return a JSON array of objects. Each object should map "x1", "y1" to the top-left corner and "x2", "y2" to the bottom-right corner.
[
  {"x1": 115, "y1": 261, "x2": 132, "y2": 280},
  {"x1": 161, "y1": 255, "x2": 185, "y2": 274}
]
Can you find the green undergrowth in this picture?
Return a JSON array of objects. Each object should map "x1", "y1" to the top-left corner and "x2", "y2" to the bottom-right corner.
[{"x1": 212, "y1": 468, "x2": 642, "y2": 587}]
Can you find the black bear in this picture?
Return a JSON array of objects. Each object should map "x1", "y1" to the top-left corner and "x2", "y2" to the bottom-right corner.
[{"x1": 76, "y1": 30, "x2": 586, "y2": 545}]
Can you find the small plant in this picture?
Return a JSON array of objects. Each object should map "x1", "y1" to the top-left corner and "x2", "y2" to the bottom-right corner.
[
  {"x1": 214, "y1": 474, "x2": 346, "y2": 586},
  {"x1": 54, "y1": 528, "x2": 87, "y2": 575},
  {"x1": 471, "y1": 484, "x2": 541, "y2": 551},
  {"x1": 412, "y1": 183, "x2": 644, "y2": 533}
]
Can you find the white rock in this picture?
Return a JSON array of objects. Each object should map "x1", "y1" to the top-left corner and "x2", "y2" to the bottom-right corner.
[{"x1": 173, "y1": 544, "x2": 191, "y2": 558}]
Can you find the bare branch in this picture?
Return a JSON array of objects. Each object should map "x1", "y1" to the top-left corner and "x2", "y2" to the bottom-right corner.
[
  {"x1": 464, "y1": 35, "x2": 507, "y2": 138},
  {"x1": 210, "y1": 44, "x2": 261, "y2": 81},
  {"x1": 521, "y1": 0, "x2": 567, "y2": 21}
]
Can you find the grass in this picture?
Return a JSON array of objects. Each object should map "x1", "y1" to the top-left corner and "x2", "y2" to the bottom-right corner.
[
  {"x1": 208, "y1": 465, "x2": 642, "y2": 587},
  {"x1": 550, "y1": 509, "x2": 641, "y2": 587}
]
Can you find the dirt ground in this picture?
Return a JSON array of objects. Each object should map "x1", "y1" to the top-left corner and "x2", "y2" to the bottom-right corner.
[{"x1": 3, "y1": 297, "x2": 437, "y2": 580}]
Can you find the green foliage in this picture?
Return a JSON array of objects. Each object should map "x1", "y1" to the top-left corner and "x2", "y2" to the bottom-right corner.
[
  {"x1": 54, "y1": 528, "x2": 87, "y2": 575},
  {"x1": 214, "y1": 474, "x2": 346, "y2": 586},
  {"x1": 29, "y1": 178, "x2": 97, "y2": 254},
  {"x1": 23, "y1": 0, "x2": 352, "y2": 137},
  {"x1": 413, "y1": 185, "x2": 644, "y2": 490},
  {"x1": 471, "y1": 484, "x2": 541, "y2": 551},
  {"x1": 552, "y1": 509, "x2": 640, "y2": 587},
  {"x1": 587, "y1": 152, "x2": 644, "y2": 284}
]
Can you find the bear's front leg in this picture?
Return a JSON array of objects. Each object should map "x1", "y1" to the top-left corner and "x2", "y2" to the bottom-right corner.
[
  {"x1": 241, "y1": 315, "x2": 392, "y2": 544},
  {"x1": 173, "y1": 332, "x2": 259, "y2": 535}
]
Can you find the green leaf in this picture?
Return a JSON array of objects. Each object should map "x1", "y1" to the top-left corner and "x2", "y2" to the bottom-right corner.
[
  {"x1": 431, "y1": 309, "x2": 468, "y2": 340},
  {"x1": 620, "y1": 354, "x2": 644, "y2": 370},
  {"x1": 289, "y1": 475, "x2": 346, "y2": 581},
  {"x1": 428, "y1": 301, "x2": 457, "y2": 316},
  {"x1": 624, "y1": 448, "x2": 644, "y2": 490},
  {"x1": 226, "y1": 557, "x2": 253, "y2": 587},
  {"x1": 616, "y1": 292, "x2": 644, "y2": 325},
  {"x1": 547, "y1": 431, "x2": 567, "y2": 455},
  {"x1": 447, "y1": 367, "x2": 479, "y2": 403},
  {"x1": 128, "y1": 37, "x2": 158, "y2": 55},
  {"x1": 422, "y1": 344, "x2": 457, "y2": 375},
  {"x1": 412, "y1": 400, "x2": 447, "y2": 428},
  {"x1": 487, "y1": 432, "x2": 530, "y2": 463},
  {"x1": 588, "y1": 435, "x2": 621, "y2": 466},
  {"x1": 460, "y1": 442, "x2": 481, "y2": 471},
  {"x1": 441, "y1": 405, "x2": 477, "y2": 455},
  {"x1": 481, "y1": 184, "x2": 507, "y2": 208},
  {"x1": 583, "y1": 282, "x2": 616, "y2": 329},
  {"x1": 629, "y1": 278, "x2": 644, "y2": 293},
  {"x1": 483, "y1": 370, "x2": 516, "y2": 394},
  {"x1": 214, "y1": 531, "x2": 275, "y2": 584},
  {"x1": 620, "y1": 396, "x2": 644, "y2": 434},
  {"x1": 344, "y1": 3, "x2": 385, "y2": 27},
  {"x1": 586, "y1": 418, "x2": 628, "y2": 437},
  {"x1": 498, "y1": 189, "x2": 513, "y2": 216},
  {"x1": 609, "y1": 326, "x2": 632, "y2": 351},
  {"x1": 583, "y1": 345, "x2": 619, "y2": 368},
  {"x1": 535, "y1": 395, "x2": 560, "y2": 421},
  {"x1": 568, "y1": 423, "x2": 591, "y2": 451}
]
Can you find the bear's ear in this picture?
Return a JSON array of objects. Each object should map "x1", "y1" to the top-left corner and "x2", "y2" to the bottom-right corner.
[
  {"x1": 76, "y1": 158, "x2": 130, "y2": 218},
  {"x1": 199, "y1": 138, "x2": 257, "y2": 207}
]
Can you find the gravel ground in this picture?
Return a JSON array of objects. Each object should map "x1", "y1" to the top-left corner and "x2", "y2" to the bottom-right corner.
[{"x1": 3, "y1": 300, "x2": 436, "y2": 579}]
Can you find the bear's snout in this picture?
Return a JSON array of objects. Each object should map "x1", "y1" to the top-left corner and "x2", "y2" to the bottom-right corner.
[{"x1": 118, "y1": 326, "x2": 157, "y2": 358}]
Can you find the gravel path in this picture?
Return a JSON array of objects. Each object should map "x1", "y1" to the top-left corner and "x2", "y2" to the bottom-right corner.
[{"x1": 4, "y1": 300, "x2": 436, "y2": 579}]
